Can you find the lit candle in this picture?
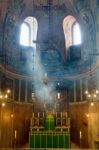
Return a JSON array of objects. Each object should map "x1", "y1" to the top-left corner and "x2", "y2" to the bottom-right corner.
[
  {"x1": 80, "y1": 130, "x2": 82, "y2": 139},
  {"x1": 93, "y1": 94, "x2": 97, "y2": 98},
  {"x1": 14, "y1": 130, "x2": 17, "y2": 139},
  {"x1": 96, "y1": 90, "x2": 99, "y2": 94},
  {"x1": 87, "y1": 94, "x2": 91, "y2": 98},
  {"x1": 57, "y1": 92, "x2": 60, "y2": 99}
]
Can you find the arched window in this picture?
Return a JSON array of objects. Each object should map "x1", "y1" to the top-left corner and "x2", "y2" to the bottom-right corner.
[
  {"x1": 20, "y1": 16, "x2": 38, "y2": 51},
  {"x1": 72, "y1": 22, "x2": 81, "y2": 45},
  {"x1": 63, "y1": 16, "x2": 82, "y2": 50},
  {"x1": 20, "y1": 22, "x2": 30, "y2": 46}
]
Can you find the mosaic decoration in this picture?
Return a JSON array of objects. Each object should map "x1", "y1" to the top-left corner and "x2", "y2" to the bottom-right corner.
[{"x1": 0, "y1": 0, "x2": 97, "y2": 79}]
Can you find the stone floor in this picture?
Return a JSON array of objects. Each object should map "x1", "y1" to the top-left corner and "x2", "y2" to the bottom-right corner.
[
  {"x1": 0, "y1": 142, "x2": 93, "y2": 150},
  {"x1": 16, "y1": 142, "x2": 92, "y2": 150},
  {"x1": 71, "y1": 142, "x2": 80, "y2": 148},
  {"x1": 14, "y1": 147, "x2": 92, "y2": 149}
]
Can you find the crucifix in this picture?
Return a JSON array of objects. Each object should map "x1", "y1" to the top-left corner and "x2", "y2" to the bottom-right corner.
[
  {"x1": 33, "y1": 0, "x2": 58, "y2": 44},
  {"x1": 33, "y1": 0, "x2": 64, "y2": 45},
  {"x1": 39, "y1": 0, "x2": 53, "y2": 42},
  {"x1": 32, "y1": 0, "x2": 65, "y2": 59}
]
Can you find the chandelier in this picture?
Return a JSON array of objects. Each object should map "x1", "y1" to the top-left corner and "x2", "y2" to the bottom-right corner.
[
  {"x1": 42, "y1": 73, "x2": 49, "y2": 85},
  {"x1": 84, "y1": 53, "x2": 99, "y2": 106},
  {"x1": 0, "y1": 89, "x2": 11, "y2": 106},
  {"x1": 85, "y1": 89, "x2": 99, "y2": 106}
]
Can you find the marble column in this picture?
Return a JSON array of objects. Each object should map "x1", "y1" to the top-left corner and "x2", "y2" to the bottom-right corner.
[
  {"x1": 73, "y1": 80, "x2": 76, "y2": 102},
  {"x1": 12, "y1": 79, "x2": 15, "y2": 101},
  {"x1": 80, "y1": 79, "x2": 83, "y2": 101},
  {"x1": 18, "y1": 79, "x2": 21, "y2": 102},
  {"x1": 25, "y1": 80, "x2": 28, "y2": 103}
]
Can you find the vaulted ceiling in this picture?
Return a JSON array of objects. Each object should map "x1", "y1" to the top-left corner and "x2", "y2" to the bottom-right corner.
[{"x1": 0, "y1": 0, "x2": 98, "y2": 82}]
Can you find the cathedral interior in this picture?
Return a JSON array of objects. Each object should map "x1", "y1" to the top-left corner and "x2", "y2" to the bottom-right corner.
[{"x1": 0, "y1": 0, "x2": 99, "y2": 149}]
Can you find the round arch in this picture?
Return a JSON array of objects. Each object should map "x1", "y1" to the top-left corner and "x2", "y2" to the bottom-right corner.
[
  {"x1": 20, "y1": 16, "x2": 38, "y2": 53},
  {"x1": 63, "y1": 15, "x2": 81, "y2": 50}
]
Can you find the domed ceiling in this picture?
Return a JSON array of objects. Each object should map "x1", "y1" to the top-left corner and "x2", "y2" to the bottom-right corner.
[{"x1": 0, "y1": 0, "x2": 97, "y2": 82}]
